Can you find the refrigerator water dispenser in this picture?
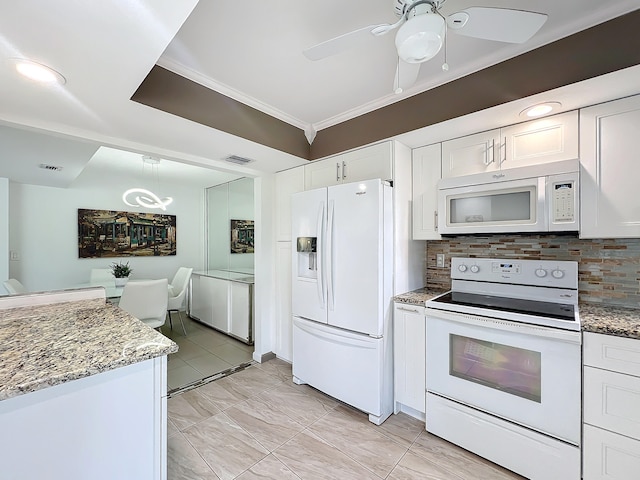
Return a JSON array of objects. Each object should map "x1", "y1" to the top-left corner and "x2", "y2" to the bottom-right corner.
[{"x1": 296, "y1": 237, "x2": 317, "y2": 278}]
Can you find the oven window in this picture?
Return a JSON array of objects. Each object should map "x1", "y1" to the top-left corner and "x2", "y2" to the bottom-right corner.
[{"x1": 450, "y1": 334, "x2": 541, "y2": 403}]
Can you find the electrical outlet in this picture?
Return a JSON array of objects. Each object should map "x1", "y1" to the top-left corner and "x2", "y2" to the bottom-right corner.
[
  {"x1": 436, "y1": 253, "x2": 445, "y2": 268},
  {"x1": 9, "y1": 251, "x2": 19, "y2": 261}
]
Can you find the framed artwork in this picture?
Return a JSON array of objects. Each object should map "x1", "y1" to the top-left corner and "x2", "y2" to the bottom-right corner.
[
  {"x1": 230, "y1": 219, "x2": 254, "y2": 254},
  {"x1": 78, "y1": 208, "x2": 176, "y2": 258}
]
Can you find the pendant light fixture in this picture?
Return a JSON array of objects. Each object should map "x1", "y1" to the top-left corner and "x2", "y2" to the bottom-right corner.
[{"x1": 122, "y1": 156, "x2": 173, "y2": 211}]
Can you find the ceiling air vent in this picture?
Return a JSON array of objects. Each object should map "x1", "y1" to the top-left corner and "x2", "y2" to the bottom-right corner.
[
  {"x1": 38, "y1": 163, "x2": 63, "y2": 171},
  {"x1": 223, "y1": 155, "x2": 254, "y2": 165}
]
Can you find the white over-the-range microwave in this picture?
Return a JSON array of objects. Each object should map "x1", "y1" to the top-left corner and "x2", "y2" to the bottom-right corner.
[{"x1": 437, "y1": 159, "x2": 579, "y2": 235}]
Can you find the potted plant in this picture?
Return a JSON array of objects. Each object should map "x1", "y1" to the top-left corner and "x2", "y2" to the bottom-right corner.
[{"x1": 111, "y1": 261, "x2": 132, "y2": 287}]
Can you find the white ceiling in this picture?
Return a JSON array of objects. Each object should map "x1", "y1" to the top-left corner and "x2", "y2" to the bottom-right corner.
[{"x1": 0, "y1": 0, "x2": 639, "y2": 188}]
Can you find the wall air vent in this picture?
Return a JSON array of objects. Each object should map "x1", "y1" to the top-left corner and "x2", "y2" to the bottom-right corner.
[
  {"x1": 223, "y1": 155, "x2": 254, "y2": 165},
  {"x1": 38, "y1": 163, "x2": 63, "y2": 171}
]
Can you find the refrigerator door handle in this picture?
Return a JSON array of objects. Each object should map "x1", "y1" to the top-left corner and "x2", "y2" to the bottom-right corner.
[
  {"x1": 316, "y1": 202, "x2": 325, "y2": 307},
  {"x1": 326, "y1": 199, "x2": 335, "y2": 311}
]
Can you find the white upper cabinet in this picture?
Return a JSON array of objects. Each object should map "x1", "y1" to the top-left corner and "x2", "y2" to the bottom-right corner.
[
  {"x1": 441, "y1": 129, "x2": 501, "y2": 178},
  {"x1": 412, "y1": 143, "x2": 441, "y2": 240},
  {"x1": 304, "y1": 142, "x2": 393, "y2": 190},
  {"x1": 441, "y1": 111, "x2": 578, "y2": 179},
  {"x1": 275, "y1": 167, "x2": 305, "y2": 241},
  {"x1": 580, "y1": 94, "x2": 640, "y2": 238}
]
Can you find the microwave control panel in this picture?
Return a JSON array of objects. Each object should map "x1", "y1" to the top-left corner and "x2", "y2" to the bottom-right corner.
[{"x1": 551, "y1": 181, "x2": 575, "y2": 222}]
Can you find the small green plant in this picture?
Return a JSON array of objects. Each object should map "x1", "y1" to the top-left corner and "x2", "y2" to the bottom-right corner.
[{"x1": 110, "y1": 261, "x2": 132, "y2": 278}]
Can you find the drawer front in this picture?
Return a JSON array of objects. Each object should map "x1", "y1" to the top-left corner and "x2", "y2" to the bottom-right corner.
[
  {"x1": 584, "y1": 366, "x2": 640, "y2": 440},
  {"x1": 584, "y1": 332, "x2": 640, "y2": 377},
  {"x1": 583, "y1": 424, "x2": 640, "y2": 479}
]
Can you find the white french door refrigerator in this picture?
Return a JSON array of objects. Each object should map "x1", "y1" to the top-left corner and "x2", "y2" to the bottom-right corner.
[{"x1": 291, "y1": 178, "x2": 394, "y2": 425}]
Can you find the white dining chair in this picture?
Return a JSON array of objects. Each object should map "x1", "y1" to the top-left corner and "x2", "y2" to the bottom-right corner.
[
  {"x1": 118, "y1": 279, "x2": 168, "y2": 330},
  {"x1": 90, "y1": 268, "x2": 114, "y2": 284},
  {"x1": 167, "y1": 267, "x2": 193, "y2": 336},
  {"x1": 3, "y1": 278, "x2": 27, "y2": 295}
]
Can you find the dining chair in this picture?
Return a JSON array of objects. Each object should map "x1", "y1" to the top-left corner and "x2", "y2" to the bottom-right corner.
[
  {"x1": 118, "y1": 279, "x2": 168, "y2": 330},
  {"x1": 3, "y1": 278, "x2": 27, "y2": 295},
  {"x1": 90, "y1": 268, "x2": 114, "y2": 284},
  {"x1": 167, "y1": 267, "x2": 193, "y2": 336}
]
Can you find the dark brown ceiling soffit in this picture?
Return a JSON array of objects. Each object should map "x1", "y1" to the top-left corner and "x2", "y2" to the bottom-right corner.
[
  {"x1": 310, "y1": 8, "x2": 640, "y2": 159},
  {"x1": 131, "y1": 66, "x2": 311, "y2": 159},
  {"x1": 132, "y1": 10, "x2": 640, "y2": 162}
]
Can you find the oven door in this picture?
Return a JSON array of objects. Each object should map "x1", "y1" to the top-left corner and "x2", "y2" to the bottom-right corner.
[{"x1": 426, "y1": 309, "x2": 581, "y2": 445}]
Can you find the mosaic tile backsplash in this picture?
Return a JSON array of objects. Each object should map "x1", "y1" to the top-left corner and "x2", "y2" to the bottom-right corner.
[{"x1": 426, "y1": 234, "x2": 640, "y2": 309}]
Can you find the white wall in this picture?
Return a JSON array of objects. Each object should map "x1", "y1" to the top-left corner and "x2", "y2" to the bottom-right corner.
[
  {"x1": 0, "y1": 178, "x2": 9, "y2": 286},
  {"x1": 8, "y1": 169, "x2": 206, "y2": 292}
]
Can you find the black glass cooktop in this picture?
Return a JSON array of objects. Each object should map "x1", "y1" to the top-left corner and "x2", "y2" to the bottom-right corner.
[{"x1": 431, "y1": 291, "x2": 576, "y2": 322}]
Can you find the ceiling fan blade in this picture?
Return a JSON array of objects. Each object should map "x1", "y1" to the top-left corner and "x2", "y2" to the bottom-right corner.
[
  {"x1": 393, "y1": 59, "x2": 421, "y2": 94},
  {"x1": 303, "y1": 24, "x2": 392, "y2": 61},
  {"x1": 447, "y1": 7, "x2": 548, "y2": 44}
]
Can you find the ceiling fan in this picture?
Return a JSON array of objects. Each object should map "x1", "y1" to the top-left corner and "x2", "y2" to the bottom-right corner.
[{"x1": 303, "y1": 0, "x2": 548, "y2": 93}]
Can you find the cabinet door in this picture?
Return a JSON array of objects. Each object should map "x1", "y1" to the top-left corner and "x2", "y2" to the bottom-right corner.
[
  {"x1": 304, "y1": 157, "x2": 342, "y2": 189},
  {"x1": 501, "y1": 111, "x2": 578, "y2": 169},
  {"x1": 584, "y1": 366, "x2": 640, "y2": 441},
  {"x1": 441, "y1": 129, "x2": 500, "y2": 178},
  {"x1": 580, "y1": 94, "x2": 640, "y2": 238},
  {"x1": 340, "y1": 142, "x2": 393, "y2": 184},
  {"x1": 275, "y1": 241, "x2": 293, "y2": 361},
  {"x1": 209, "y1": 276, "x2": 230, "y2": 332},
  {"x1": 393, "y1": 303, "x2": 426, "y2": 415},
  {"x1": 189, "y1": 275, "x2": 211, "y2": 324},
  {"x1": 275, "y1": 168, "x2": 305, "y2": 241},
  {"x1": 583, "y1": 424, "x2": 640, "y2": 480},
  {"x1": 229, "y1": 282, "x2": 251, "y2": 342},
  {"x1": 412, "y1": 143, "x2": 441, "y2": 240}
]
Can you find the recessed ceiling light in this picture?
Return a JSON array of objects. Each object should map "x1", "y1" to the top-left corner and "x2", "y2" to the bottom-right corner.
[
  {"x1": 520, "y1": 102, "x2": 562, "y2": 118},
  {"x1": 12, "y1": 59, "x2": 66, "y2": 85}
]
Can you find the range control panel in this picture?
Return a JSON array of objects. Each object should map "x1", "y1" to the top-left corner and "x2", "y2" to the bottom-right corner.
[{"x1": 451, "y1": 257, "x2": 578, "y2": 289}]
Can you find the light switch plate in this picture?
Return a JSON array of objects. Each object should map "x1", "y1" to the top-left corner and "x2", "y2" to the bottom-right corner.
[{"x1": 436, "y1": 253, "x2": 445, "y2": 268}]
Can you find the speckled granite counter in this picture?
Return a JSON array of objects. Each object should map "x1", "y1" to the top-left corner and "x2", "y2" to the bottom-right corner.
[
  {"x1": 580, "y1": 303, "x2": 640, "y2": 340},
  {"x1": 0, "y1": 297, "x2": 177, "y2": 401},
  {"x1": 393, "y1": 287, "x2": 446, "y2": 306},
  {"x1": 395, "y1": 288, "x2": 640, "y2": 341}
]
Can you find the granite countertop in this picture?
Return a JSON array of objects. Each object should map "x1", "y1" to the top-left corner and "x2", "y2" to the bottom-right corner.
[
  {"x1": 394, "y1": 288, "x2": 640, "y2": 340},
  {"x1": 0, "y1": 298, "x2": 178, "y2": 401},
  {"x1": 393, "y1": 287, "x2": 446, "y2": 306},
  {"x1": 579, "y1": 303, "x2": 640, "y2": 340},
  {"x1": 193, "y1": 269, "x2": 255, "y2": 284}
]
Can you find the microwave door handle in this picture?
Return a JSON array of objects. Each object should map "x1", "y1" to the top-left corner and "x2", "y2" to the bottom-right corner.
[{"x1": 501, "y1": 135, "x2": 506, "y2": 166}]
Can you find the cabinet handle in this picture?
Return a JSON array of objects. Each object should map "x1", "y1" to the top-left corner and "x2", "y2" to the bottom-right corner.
[
  {"x1": 434, "y1": 210, "x2": 438, "y2": 231},
  {"x1": 485, "y1": 139, "x2": 495, "y2": 166},
  {"x1": 397, "y1": 306, "x2": 421, "y2": 313},
  {"x1": 336, "y1": 162, "x2": 340, "y2": 181},
  {"x1": 342, "y1": 161, "x2": 347, "y2": 180}
]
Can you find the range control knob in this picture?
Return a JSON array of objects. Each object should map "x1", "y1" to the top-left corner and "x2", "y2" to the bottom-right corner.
[
  {"x1": 458, "y1": 264, "x2": 468, "y2": 272},
  {"x1": 535, "y1": 268, "x2": 547, "y2": 278},
  {"x1": 470, "y1": 265, "x2": 480, "y2": 273},
  {"x1": 552, "y1": 269, "x2": 565, "y2": 279}
]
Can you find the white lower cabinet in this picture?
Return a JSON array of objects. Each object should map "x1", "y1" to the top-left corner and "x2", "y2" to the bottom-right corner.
[
  {"x1": 275, "y1": 241, "x2": 293, "y2": 361},
  {"x1": 393, "y1": 302, "x2": 426, "y2": 420},
  {"x1": 583, "y1": 332, "x2": 640, "y2": 479}
]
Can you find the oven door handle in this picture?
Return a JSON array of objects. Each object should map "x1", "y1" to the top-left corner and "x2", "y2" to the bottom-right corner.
[{"x1": 425, "y1": 308, "x2": 581, "y2": 344}]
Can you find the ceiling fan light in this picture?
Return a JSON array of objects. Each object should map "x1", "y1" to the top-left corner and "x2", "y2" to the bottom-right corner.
[{"x1": 396, "y1": 14, "x2": 445, "y2": 64}]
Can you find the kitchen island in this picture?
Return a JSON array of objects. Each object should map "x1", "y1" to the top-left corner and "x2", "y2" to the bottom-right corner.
[{"x1": 0, "y1": 288, "x2": 177, "y2": 480}]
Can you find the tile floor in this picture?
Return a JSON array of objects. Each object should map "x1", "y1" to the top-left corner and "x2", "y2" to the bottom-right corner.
[
  {"x1": 167, "y1": 358, "x2": 525, "y2": 480},
  {"x1": 161, "y1": 314, "x2": 255, "y2": 392}
]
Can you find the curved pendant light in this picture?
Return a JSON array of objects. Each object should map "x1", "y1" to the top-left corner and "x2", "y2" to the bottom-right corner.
[{"x1": 395, "y1": 13, "x2": 445, "y2": 64}]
